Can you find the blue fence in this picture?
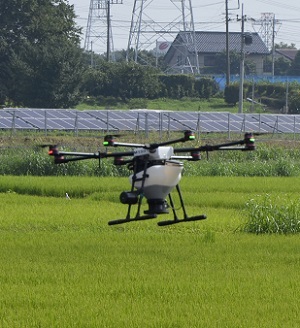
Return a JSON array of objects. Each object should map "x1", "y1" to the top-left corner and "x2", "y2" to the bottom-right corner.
[{"x1": 214, "y1": 75, "x2": 300, "y2": 90}]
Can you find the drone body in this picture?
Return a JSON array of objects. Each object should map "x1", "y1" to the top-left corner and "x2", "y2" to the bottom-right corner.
[{"x1": 47, "y1": 131, "x2": 255, "y2": 226}]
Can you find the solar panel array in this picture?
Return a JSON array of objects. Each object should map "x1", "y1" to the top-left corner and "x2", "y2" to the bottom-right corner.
[{"x1": 1, "y1": 108, "x2": 300, "y2": 134}]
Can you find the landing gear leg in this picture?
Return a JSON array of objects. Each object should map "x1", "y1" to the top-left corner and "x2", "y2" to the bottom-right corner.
[
  {"x1": 158, "y1": 184, "x2": 207, "y2": 226},
  {"x1": 108, "y1": 157, "x2": 156, "y2": 226}
]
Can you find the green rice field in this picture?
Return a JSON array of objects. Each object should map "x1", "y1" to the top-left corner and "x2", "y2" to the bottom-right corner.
[{"x1": 1, "y1": 176, "x2": 300, "y2": 327}]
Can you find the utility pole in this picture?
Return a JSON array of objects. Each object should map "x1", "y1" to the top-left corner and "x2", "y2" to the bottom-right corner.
[
  {"x1": 237, "y1": 4, "x2": 253, "y2": 113},
  {"x1": 271, "y1": 15, "x2": 276, "y2": 76},
  {"x1": 238, "y1": 4, "x2": 245, "y2": 114},
  {"x1": 106, "y1": 0, "x2": 111, "y2": 61},
  {"x1": 285, "y1": 81, "x2": 289, "y2": 114},
  {"x1": 225, "y1": 0, "x2": 230, "y2": 86},
  {"x1": 225, "y1": 0, "x2": 241, "y2": 86}
]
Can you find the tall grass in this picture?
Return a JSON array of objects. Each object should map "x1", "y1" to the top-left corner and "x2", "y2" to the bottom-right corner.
[
  {"x1": 242, "y1": 194, "x2": 300, "y2": 234},
  {"x1": 2, "y1": 142, "x2": 300, "y2": 177}
]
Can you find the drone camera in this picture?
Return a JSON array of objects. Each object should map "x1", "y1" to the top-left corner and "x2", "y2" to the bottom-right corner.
[
  {"x1": 120, "y1": 191, "x2": 138, "y2": 205},
  {"x1": 244, "y1": 133, "x2": 255, "y2": 151}
]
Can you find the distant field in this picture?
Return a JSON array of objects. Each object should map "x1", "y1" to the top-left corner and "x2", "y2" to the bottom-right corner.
[{"x1": 1, "y1": 176, "x2": 300, "y2": 327}]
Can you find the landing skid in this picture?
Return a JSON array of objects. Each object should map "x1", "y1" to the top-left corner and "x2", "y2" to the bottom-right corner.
[
  {"x1": 108, "y1": 214, "x2": 157, "y2": 226},
  {"x1": 158, "y1": 215, "x2": 207, "y2": 226}
]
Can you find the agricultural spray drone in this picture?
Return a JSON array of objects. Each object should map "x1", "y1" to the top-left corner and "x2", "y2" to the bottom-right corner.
[{"x1": 47, "y1": 131, "x2": 255, "y2": 226}]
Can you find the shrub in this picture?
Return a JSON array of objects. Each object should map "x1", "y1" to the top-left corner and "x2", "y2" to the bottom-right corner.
[
  {"x1": 224, "y1": 83, "x2": 239, "y2": 105},
  {"x1": 127, "y1": 98, "x2": 148, "y2": 109},
  {"x1": 242, "y1": 194, "x2": 300, "y2": 234},
  {"x1": 194, "y1": 78, "x2": 219, "y2": 99},
  {"x1": 289, "y1": 89, "x2": 300, "y2": 114}
]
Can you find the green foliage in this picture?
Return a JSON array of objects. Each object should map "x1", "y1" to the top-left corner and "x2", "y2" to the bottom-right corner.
[
  {"x1": 158, "y1": 74, "x2": 195, "y2": 98},
  {"x1": 127, "y1": 98, "x2": 148, "y2": 109},
  {"x1": 194, "y1": 78, "x2": 219, "y2": 99},
  {"x1": 0, "y1": 0, "x2": 84, "y2": 108},
  {"x1": 274, "y1": 57, "x2": 291, "y2": 76},
  {"x1": 2, "y1": 141, "x2": 300, "y2": 177},
  {"x1": 259, "y1": 96, "x2": 285, "y2": 110},
  {"x1": 243, "y1": 194, "x2": 300, "y2": 234},
  {"x1": 157, "y1": 75, "x2": 219, "y2": 99},
  {"x1": 82, "y1": 61, "x2": 161, "y2": 100},
  {"x1": 245, "y1": 81, "x2": 300, "y2": 111},
  {"x1": 224, "y1": 83, "x2": 239, "y2": 105},
  {"x1": 289, "y1": 89, "x2": 300, "y2": 114},
  {"x1": 255, "y1": 82, "x2": 286, "y2": 98},
  {"x1": 275, "y1": 42, "x2": 297, "y2": 49},
  {"x1": 81, "y1": 64, "x2": 219, "y2": 102},
  {"x1": 203, "y1": 50, "x2": 256, "y2": 75},
  {"x1": 117, "y1": 62, "x2": 160, "y2": 99},
  {"x1": 287, "y1": 50, "x2": 300, "y2": 76}
]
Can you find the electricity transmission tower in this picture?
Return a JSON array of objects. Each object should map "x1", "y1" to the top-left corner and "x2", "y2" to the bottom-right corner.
[
  {"x1": 254, "y1": 13, "x2": 277, "y2": 51},
  {"x1": 84, "y1": 0, "x2": 123, "y2": 61},
  {"x1": 126, "y1": 0, "x2": 199, "y2": 74},
  {"x1": 253, "y1": 13, "x2": 280, "y2": 75}
]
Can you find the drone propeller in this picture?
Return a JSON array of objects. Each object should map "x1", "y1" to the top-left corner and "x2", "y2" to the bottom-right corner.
[
  {"x1": 250, "y1": 132, "x2": 269, "y2": 136},
  {"x1": 103, "y1": 134, "x2": 145, "y2": 148},
  {"x1": 39, "y1": 143, "x2": 56, "y2": 148}
]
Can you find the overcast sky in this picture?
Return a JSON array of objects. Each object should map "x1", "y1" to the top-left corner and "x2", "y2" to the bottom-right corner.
[{"x1": 68, "y1": 0, "x2": 300, "y2": 53}]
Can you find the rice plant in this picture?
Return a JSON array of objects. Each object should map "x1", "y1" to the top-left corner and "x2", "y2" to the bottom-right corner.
[{"x1": 242, "y1": 194, "x2": 300, "y2": 234}]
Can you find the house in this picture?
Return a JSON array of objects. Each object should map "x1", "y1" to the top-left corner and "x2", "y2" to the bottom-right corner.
[
  {"x1": 275, "y1": 48, "x2": 298, "y2": 62},
  {"x1": 163, "y1": 31, "x2": 270, "y2": 75}
]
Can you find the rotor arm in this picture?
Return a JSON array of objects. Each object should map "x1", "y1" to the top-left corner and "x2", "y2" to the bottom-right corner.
[
  {"x1": 174, "y1": 133, "x2": 255, "y2": 153},
  {"x1": 48, "y1": 145, "x2": 135, "y2": 164},
  {"x1": 54, "y1": 155, "x2": 99, "y2": 164},
  {"x1": 147, "y1": 130, "x2": 196, "y2": 149},
  {"x1": 48, "y1": 148, "x2": 101, "y2": 164}
]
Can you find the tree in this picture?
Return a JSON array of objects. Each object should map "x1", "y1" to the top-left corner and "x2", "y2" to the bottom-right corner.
[
  {"x1": 224, "y1": 83, "x2": 240, "y2": 106},
  {"x1": 205, "y1": 51, "x2": 256, "y2": 75},
  {"x1": 287, "y1": 50, "x2": 300, "y2": 76},
  {"x1": 0, "y1": 0, "x2": 84, "y2": 108},
  {"x1": 112, "y1": 62, "x2": 161, "y2": 100},
  {"x1": 274, "y1": 57, "x2": 291, "y2": 76},
  {"x1": 275, "y1": 42, "x2": 297, "y2": 49},
  {"x1": 81, "y1": 61, "x2": 162, "y2": 101}
]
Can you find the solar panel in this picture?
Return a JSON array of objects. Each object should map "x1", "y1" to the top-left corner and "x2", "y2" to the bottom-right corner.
[{"x1": 1, "y1": 108, "x2": 300, "y2": 134}]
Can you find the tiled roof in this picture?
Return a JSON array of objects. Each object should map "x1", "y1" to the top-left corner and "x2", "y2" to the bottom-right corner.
[
  {"x1": 176, "y1": 31, "x2": 270, "y2": 55},
  {"x1": 275, "y1": 48, "x2": 298, "y2": 61}
]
